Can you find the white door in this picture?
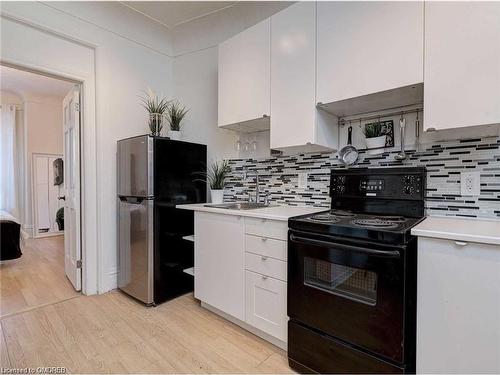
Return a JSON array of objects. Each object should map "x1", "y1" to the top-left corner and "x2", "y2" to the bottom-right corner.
[
  {"x1": 63, "y1": 87, "x2": 81, "y2": 291},
  {"x1": 32, "y1": 154, "x2": 64, "y2": 236}
]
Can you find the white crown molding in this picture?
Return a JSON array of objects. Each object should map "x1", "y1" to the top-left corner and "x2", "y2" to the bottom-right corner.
[{"x1": 118, "y1": 1, "x2": 237, "y2": 30}]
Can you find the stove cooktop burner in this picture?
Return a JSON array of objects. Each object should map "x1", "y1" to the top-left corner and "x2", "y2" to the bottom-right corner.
[
  {"x1": 330, "y1": 210, "x2": 356, "y2": 218},
  {"x1": 351, "y1": 218, "x2": 401, "y2": 229},
  {"x1": 309, "y1": 210, "x2": 355, "y2": 223},
  {"x1": 379, "y1": 216, "x2": 407, "y2": 223},
  {"x1": 309, "y1": 213, "x2": 340, "y2": 223}
]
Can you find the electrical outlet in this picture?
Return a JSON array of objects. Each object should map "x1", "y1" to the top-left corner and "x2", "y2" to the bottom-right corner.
[
  {"x1": 461, "y1": 171, "x2": 480, "y2": 196},
  {"x1": 298, "y1": 172, "x2": 308, "y2": 189}
]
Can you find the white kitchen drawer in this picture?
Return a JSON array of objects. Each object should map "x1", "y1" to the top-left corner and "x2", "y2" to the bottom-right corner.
[
  {"x1": 245, "y1": 252, "x2": 287, "y2": 282},
  {"x1": 245, "y1": 270, "x2": 287, "y2": 342},
  {"x1": 245, "y1": 234, "x2": 287, "y2": 261},
  {"x1": 245, "y1": 217, "x2": 288, "y2": 240}
]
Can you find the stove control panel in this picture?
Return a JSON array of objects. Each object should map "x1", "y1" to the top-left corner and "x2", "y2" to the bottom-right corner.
[
  {"x1": 360, "y1": 179, "x2": 385, "y2": 192},
  {"x1": 330, "y1": 167, "x2": 426, "y2": 201}
]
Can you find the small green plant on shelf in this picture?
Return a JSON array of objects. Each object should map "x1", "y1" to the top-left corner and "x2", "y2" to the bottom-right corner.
[{"x1": 363, "y1": 122, "x2": 384, "y2": 139}]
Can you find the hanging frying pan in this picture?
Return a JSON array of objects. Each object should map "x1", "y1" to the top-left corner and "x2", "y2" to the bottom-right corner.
[{"x1": 339, "y1": 125, "x2": 359, "y2": 166}]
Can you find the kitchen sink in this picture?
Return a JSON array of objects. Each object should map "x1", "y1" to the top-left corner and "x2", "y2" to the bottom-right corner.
[{"x1": 204, "y1": 202, "x2": 273, "y2": 210}]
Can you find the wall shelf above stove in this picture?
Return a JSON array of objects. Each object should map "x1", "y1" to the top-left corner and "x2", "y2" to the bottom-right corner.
[{"x1": 317, "y1": 83, "x2": 423, "y2": 119}]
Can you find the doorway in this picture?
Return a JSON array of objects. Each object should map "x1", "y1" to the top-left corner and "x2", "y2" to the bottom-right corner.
[{"x1": 0, "y1": 65, "x2": 82, "y2": 317}]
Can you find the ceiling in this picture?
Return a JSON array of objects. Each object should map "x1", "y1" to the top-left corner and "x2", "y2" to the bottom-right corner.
[
  {"x1": 121, "y1": 1, "x2": 238, "y2": 29},
  {"x1": 0, "y1": 66, "x2": 74, "y2": 99}
]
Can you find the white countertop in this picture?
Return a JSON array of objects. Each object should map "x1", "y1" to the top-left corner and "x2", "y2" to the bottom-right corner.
[
  {"x1": 176, "y1": 203, "x2": 327, "y2": 221},
  {"x1": 411, "y1": 216, "x2": 500, "y2": 246}
]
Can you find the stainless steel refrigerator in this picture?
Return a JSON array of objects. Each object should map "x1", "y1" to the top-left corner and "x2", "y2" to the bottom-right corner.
[{"x1": 117, "y1": 135, "x2": 206, "y2": 305}]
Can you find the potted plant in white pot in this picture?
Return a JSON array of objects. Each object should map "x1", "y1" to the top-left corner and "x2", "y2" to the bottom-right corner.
[
  {"x1": 197, "y1": 160, "x2": 231, "y2": 204},
  {"x1": 363, "y1": 122, "x2": 387, "y2": 155},
  {"x1": 140, "y1": 89, "x2": 170, "y2": 136},
  {"x1": 166, "y1": 100, "x2": 189, "y2": 140}
]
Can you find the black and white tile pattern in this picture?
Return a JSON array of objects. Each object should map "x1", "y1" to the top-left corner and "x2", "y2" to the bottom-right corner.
[{"x1": 224, "y1": 136, "x2": 500, "y2": 219}]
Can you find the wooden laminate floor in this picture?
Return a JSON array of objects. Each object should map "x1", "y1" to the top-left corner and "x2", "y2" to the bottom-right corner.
[
  {"x1": 0, "y1": 291, "x2": 293, "y2": 373},
  {"x1": 0, "y1": 236, "x2": 80, "y2": 318}
]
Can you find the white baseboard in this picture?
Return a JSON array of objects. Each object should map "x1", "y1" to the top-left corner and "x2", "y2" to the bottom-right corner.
[
  {"x1": 34, "y1": 231, "x2": 64, "y2": 239},
  {"x1": 22, "y1": 225, "x2": 33, "y2": 238}
]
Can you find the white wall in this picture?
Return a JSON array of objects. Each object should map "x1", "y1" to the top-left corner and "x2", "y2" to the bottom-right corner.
[
  {"x1": 1, "y1": 1, "x2": 173, "y2": 293},
  {"x1": 173, "y1": 47, "x2": 237, "y2": 162},
  {"x1": 25, "y1": 94, "x2": 63, "y2": 157}
]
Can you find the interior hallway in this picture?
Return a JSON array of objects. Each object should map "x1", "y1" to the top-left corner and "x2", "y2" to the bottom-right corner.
[
  {"x1": 0, "y1": 291, "x2": 292, "y2": 373},
  {"x1": 0, "y1": 236, "x2": 79, "y2": 318}
]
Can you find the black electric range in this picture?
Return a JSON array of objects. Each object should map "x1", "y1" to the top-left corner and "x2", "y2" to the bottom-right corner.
[{"x1": 287, "y1": 167, "x2": 426, "y2": 374}]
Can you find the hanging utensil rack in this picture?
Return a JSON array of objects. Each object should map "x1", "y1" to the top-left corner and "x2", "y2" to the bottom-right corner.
[{"x1": 338, "y1": 107, "x2": 423, "y2": 127}]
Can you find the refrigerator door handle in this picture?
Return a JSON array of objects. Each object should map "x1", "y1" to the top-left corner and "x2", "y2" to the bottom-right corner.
[
  {"x1": 119, "y1": 196, "x2": 145, "y2": 204},
  {"x1": 146, "y1": 199, "x2": 154, "y2": 304}
]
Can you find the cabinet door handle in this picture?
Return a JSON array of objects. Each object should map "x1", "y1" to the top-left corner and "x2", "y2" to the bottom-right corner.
[
  {"x1": 261, "y1": 275, "x2": 268, "y2": 280},
  {"x1": 261, "y1": 256, "x2": 268, "y2": 261},
  {"x1": 261, "y1": 237, "x2": 267, "y2": 242},
  {"x1": 455, "y1": 241, "x2": 468, "y2": 247}
]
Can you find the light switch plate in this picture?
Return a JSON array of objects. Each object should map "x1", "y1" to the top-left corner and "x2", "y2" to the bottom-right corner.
[
  {"x1": 460, "y1": 171, "x2": 480, "y2": 196},
  {"x1": 298, "y1": 172, "x2": 308, "y2": 189}
]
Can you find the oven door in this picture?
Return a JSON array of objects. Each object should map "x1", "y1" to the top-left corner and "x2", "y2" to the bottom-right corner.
[{"x1": 288, "y1": 230, "x2": 406, "y2": 364}]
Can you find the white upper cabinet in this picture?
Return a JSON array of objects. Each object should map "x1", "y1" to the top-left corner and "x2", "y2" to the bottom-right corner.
[
  {"x1": 270, "y1": 2, "x2": 338, "y2": 152},
  {"x1": 316, "y1": 1, "x2": 424, "y2": 105},
  {"x1": 424, "y1": 2, "x2": 500, "y2": 131},
  {"x1": 218, "y1": 19, "x2": 270, "y2": 131}
]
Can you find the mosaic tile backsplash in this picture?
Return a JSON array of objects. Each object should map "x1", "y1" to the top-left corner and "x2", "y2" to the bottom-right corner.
[{"x1": 225, "y1": 136, "x2": 500, "y2": 219}]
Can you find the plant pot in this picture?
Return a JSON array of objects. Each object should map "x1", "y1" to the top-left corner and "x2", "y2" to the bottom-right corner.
[
  {"x1": 365, "y1": 135, "x2": 387, "y2": 155},
  {"x1": 210, "y1": 189, "x2": 224, "y2": 204},
  {"x1": 168, "y1": 130, "x2": 181, "y2": 140},
  {"x1": 149, "y1": 113, "x2": 165, "y2": 136}
]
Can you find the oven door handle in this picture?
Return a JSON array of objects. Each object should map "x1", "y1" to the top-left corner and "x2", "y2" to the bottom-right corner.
[{"x1": 289, "y1": 234, "x2": 401, "y2": 258}]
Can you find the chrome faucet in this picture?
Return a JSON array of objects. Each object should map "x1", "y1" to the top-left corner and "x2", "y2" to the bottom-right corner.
[
  {"x1": 244, "y1": 170, "x2": 260, "y2": 203},
  {"x1": 243, "y1": 169, "x2": 270, "y2": 205}
]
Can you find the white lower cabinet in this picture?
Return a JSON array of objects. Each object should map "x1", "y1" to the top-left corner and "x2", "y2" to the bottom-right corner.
[
  {"x1": 194, "y1": 212, "x2": 245, "y2": 321},
  {"x1": 195, "y1": 212, "x2": 288, "y2": 346},
  {"x1": 417, "y1": 237, "x2": 500, "y2": 373},
  {"x1": 245, "y1": 270, "x2": 287, "y2": 342}
]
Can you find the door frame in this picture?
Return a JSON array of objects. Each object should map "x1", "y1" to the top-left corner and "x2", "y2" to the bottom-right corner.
[
  {"x1": 0, "y1": 30, "x2": 98, "y2": 295},
  {"x1": 31, "y1": 152, "x2": 65, "y2": 239}
]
